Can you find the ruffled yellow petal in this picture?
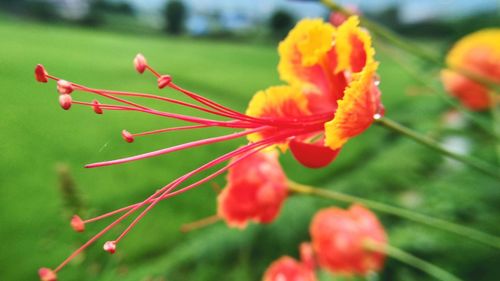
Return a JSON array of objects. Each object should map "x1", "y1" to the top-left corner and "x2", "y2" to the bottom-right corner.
[
  {"x1": 325, "y1": 61, "x2": 380, "y2": 150},
  {"x1": 335, "y1": 16, "x2": 374, "y2": 73},
  {"x1": 446, "y1": 28, "x2": 500, "y2": 69},
  {"x1": 246, "y1": 85, "x2": 310, "y2": 146},
  {"x1": 278, "y1": 19, "x2": 335, "y2": 86}
]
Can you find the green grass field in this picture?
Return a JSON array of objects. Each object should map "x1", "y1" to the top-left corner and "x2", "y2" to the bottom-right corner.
[{"x1": 0, "y1": 17, "x2": 498, "y2": 281}]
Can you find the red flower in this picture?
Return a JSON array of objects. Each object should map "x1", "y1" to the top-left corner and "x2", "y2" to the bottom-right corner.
[
  {"x1": 441, "y1": 29, "x2": 500, "y2": 111},
  {"x1": 310, "y1": 204, "x2": 387, "y2": 276},
  {"x1": 263, "y1": 243, "x2": 317, "y2": 281},
  {"x1": 217, "y1": 150, "x2": 288, "y2": 228},
  {"x1": 34, "y1": 17, "x2": 382, "y2": 278}
]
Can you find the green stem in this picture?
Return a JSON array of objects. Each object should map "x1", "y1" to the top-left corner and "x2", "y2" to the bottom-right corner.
[
  {"x1": 375, "y1": 116, "x2": 500, "y2": 180},
  {"x1": 377, "y1": 43, "x2": 498, "y2": 140},
  {"x1": 287, "y1": 181, "x2": 500, "y2": 249},
  {"x1": 365, "y1": 241, "x2": 463, "y2": 281},
  {"x1": 320, "y1": 0, "x2": 500, "y2": 93}
]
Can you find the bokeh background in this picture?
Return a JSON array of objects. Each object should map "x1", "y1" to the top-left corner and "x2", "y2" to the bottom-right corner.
[{"x1": 0, "y1": 0, "x2": 499, "y2": 280}]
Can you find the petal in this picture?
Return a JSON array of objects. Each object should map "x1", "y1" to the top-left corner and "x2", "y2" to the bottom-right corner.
[
  {"x1": 445, "y1": 28, "x2": 500, "y2": 81},
  {"x1": 245, "y1": 85, "x2": 310, "y2": 145},
  {"x1": 289, "y1": 139, "x2": 341, "y2": 168},
  {"x1": 441, "y1": 70, "x2": 492, "y2": 111},
  {"x1": 278, "y1": 19, "x2": 335, "y2": 87},
  {"x1": 325, "y1": 62, "x2": 381, "y2": 150},
  {"x1": 335, "y1": 16, "x2": 375, "y2": 73}
]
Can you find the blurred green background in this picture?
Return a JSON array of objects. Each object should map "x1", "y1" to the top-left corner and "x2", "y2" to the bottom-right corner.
[{"x1": 0, "y1": 0, "x2": 499, "y2": 280}]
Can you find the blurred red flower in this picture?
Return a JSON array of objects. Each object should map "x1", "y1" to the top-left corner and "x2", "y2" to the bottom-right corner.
[
  {"x1": 310, "y1": 204, "x2": 387, "y2": 276},
  {"x1": 217, "y1": 150, "x2": 288, "y2": 228}
]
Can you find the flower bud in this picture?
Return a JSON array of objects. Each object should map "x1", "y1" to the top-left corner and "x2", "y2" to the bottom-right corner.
[
  {"x1": 263, "y1": 256, "x2": 316, "y2": 281},
  {"x1": 310, "y1": 204, "x2": 387, "y2": 276}
]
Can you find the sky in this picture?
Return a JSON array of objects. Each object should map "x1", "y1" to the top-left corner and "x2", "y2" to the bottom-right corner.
[{"x1": 124, "y1": 0, "x2": 499, "y2": 24}]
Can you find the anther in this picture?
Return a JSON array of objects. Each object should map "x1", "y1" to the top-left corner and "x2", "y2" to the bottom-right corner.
[
  {"x1": 35, "y1": 64, "x2": 48, "y2": 83},
  {"x1": 70, "y1": 215, "x2": 85, "y2": 232},
  {"x1": 59, "y1": 94, "x2": 72, "y2": 110},
  {"x1": 57, "y1": 80, "x2": 73, "y2": 95},
  {"x1": 158, "y1": 75, "x2": 172, "y2": 89},
  {"x1": 103, "y1": 241, "x2": 116, "y2": 254},
  {"x1": 92, "y1": 100, "x2": 103, "y2": 114},
  {"x1": 121, "y1": 130, "x2": 134, "y2": 143},
  {"x1": 38, "y1": 267, "x2": 57, "y2": 281},
  {"x1": 134, "y1": 53, "x2": 147, "y2": 74}
]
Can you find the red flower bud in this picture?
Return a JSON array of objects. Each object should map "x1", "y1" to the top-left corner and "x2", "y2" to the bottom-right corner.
[
  {"x1": 217, "y1": 150, "x2": 287, "y2": 228},
  {"x1": 35, "y1": 64, "x2": 48, "y2": 83},
  {"x1": 310, "y1": 204, "x2": 387, "y2": 276},
  {"x1": 263, "y1": 256, "x2": 317, "y2": 281}
]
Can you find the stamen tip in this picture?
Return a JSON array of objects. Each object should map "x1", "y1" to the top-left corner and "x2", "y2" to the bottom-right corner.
[
  {"x1": 121, "y1": 130, "x2": 134, "y2": 143},
  {"x1": 38, "y1": 267, "x2": 57, "y2": 281},
  {"x1": 103, "y1": 241, "x2": 116, "y2": 254},
  {"x1": 70, "y1": 215, "x2": 85, "y2": 232},
  {"x1": 57, "y1": 80, "x2": 73, "y2": 95},
  {"x1": 35, "y1": 64, "x2": 48, "y2": 83},
  {"x1": 92, "y1": 100, "x2": 103, "y2": 114},
  {"x1": 158, "y1": 75, "x2": 172, "y2": 89},
  {"x1": 134, "y1": 53, "x2": 147, "y2": 74},
  {"x1": 58, "y1": 94, "x2": 72, "y2": 110}
]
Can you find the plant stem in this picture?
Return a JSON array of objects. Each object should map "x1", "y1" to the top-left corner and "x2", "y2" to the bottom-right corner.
[
  {"x1": 320, "y1": 0, "x2": 500, "y2": 93},
  {"x1": 365, "y1": 241, "x2": 463, "y2": 281},
  {"x1": 375, "y1": 116, "x2": 500, "y2": 180},
  {"x1": 287, "y1": 181, "x2": 500, "y2": 249}
]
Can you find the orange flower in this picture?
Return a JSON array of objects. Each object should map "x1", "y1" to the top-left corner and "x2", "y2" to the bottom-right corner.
[
  {"x1": 441, "y1": 29, "x2": 500, "y2": 111},
  {"x1": 310, "y1": 204, "x2": 387, "y2": 276},
  {"x1": 217, "y1": 150, "x2": 288, "y2": 228},
  {"x1": 247, "y1": 17, "x2": 383, "y2": 168}
]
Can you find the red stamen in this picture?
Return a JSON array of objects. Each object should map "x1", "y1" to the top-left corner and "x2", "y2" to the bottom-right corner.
[
  {"x1": 103, "y1": 241, "x2": 116, "y2": 254},
  {"x1": 121, "y1": 130, "x2": 134, "y2": 143},
  {"x1": 38, "y1": 267, "x2": 57, "y2": 281},
  {"x1": 158, "y1": 75, "x2": 172, "y2": 89},
  {"x1": 58, "y1": 94, "x2": 72, "y2": 110},
  {"x1": 35, "y1": 64, "x2": 48, "y2": 83},
  {"x1": 133, "y1": 53, "x2": 147, "y2": 74},
  {"x1": 70, "y1": 215, "x2": 85, "y2": 232},
  {"x1": 92, "y1": 99, "x2": 103, "y2": 114},
  {"x1": 57, "y1": 80, "x2": 73, "y2": 95},
  {"x1": 85, "y1": 127, "x2": 265, "y2": 168}
]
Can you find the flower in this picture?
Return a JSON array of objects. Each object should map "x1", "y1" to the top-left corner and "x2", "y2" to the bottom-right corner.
[
  {"x1": 217, "y1": 150, "x2": 288, "y2": 228},
  {"x1": 263, "y1": 243, "x2": 317, "y2": 281},
  {"x1": 441, "y1": 28, "x2": 500, "y2": 111},
  {"x1": 34, "y1": 16, "x2": 381, "y2": 279},
  {"x1": 248, "y1": 16, "x2": 383, "y2": 168},
  {"x1": 309, "y1": 204, "x2": 387, "y2": 276}
]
